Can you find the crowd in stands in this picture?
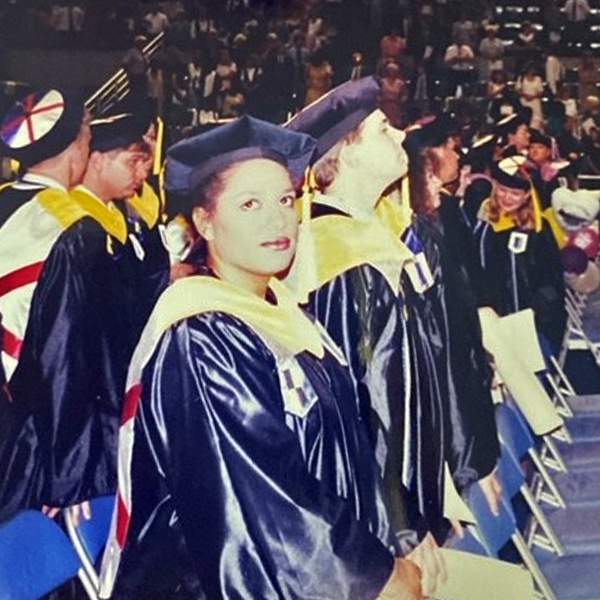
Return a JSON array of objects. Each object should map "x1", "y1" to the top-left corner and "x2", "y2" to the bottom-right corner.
[{"x1": 111, "y1": 0, "x2": 600, "y2": 176}]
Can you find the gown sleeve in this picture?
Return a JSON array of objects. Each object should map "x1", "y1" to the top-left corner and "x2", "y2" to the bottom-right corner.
[
  {"x1": 119, "y1": 312, "x2": 394, "y2": 600},
  {"x1": 529, "y1": 221, "x2": 567, "y2": 351}
]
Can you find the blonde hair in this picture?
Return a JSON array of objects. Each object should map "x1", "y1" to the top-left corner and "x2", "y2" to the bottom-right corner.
[{"x1": 487, "y1": 182, "x2": 536, "y2": 229}]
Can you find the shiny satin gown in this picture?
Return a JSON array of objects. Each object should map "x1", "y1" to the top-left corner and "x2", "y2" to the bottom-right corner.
[{"x1": 112, "y1": 279, "x2": 397, "y2": 600}]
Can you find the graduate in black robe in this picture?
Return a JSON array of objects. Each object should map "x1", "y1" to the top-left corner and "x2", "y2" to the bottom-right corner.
[
  {"x1": 404, "y1": 116, "x2": 501, "y2": 514},
  {"x1": 100, "y1": 116, "x2": 423, "y2": 600},
  {"x1": 474, "y1": 155, "x2": 567, "y2": 353}
]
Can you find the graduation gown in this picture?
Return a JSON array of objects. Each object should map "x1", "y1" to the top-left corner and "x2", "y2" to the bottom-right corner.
[
  {"x1": 119, "y1": 182, "x2": 171, "y2": 335},
  {"x1": 289, "y1": 199, "x2": 441, "y2": 544},
  {"x1": 436, "y1": 198, "x2": 500, "y2": 488},
  {"x1": 400, "y1": 221, "x2": 454, "y2": 543},
  {"x1": 106, "y1": 274, "x2": 396, "y2": 600},
  {"x1": 0, "y1": 213, "x2": 140, "y2": 520},
  {"x1": 474, "y1": 206, "x2": 568, "y2": 352},
  {"x1": 301, "y1": 203, "x2": 428, "y2": 547}
]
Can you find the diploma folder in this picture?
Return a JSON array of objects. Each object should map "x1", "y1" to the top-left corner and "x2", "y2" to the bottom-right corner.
[{"x1": 433, "y1": 549, "x2": 534, "y2": 600}]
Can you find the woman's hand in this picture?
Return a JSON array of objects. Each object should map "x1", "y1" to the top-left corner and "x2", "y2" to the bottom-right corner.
[
  {"x1": 479, "y1": 468, "x2": 504, "y2": 517},
  {"x1": 376, "y1": 558, "x2": 423, "y2": 600},
  {"x1": 407, "y1": 533, "x2": 448, "y2": 598},
  {"x1": 42, "y1": 500, "x2": 92, "y2": 527}
]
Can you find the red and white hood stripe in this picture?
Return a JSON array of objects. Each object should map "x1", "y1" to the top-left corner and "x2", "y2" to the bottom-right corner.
[
  {"x1": 99, "y1": 310, "x2": 171, "y2": 598},
  {"x1": 0, "y1": 198, "x2": 72, "y2": 379}
]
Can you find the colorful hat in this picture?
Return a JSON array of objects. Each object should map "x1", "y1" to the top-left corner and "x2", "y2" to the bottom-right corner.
[
  {"x1": 165, "y1": 115, "x2": 316, "y2": 195},
  {"x1": 89, "y1": 112, "x2": 150, "y2": 153},
  {"x1": 284, "y1": 76, "x2": 381, "y2": 159},
  {"x1": 0, "y1": 88, "x2": 85, "y2": 166}
]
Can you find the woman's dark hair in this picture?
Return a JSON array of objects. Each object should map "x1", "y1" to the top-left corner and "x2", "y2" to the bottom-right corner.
[
  {"x1": 169, "y1": 169, "x2": 229, "y2": 265},
  {"x1": 407, "y1": 145, "x2": 441, "y2": 215}
]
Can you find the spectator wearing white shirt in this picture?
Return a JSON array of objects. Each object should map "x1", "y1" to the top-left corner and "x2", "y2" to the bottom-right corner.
[
  {"x1": 444, "y1": 34, "x2": 475, "y2": 97},
  {"x1": 479, "y1": 22, "x2": 504, "y2": 80}
]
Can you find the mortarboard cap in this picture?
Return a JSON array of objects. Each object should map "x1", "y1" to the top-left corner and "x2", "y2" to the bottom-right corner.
[
  {"x1": 404, "y1": 112, "x2": 457, "y2": 155},
  {"x1": 464, "y1": 133, "x2": 496, "y2": 170},
  {"x1": 491, "y1": 155, "x2": 531, "y2": 190},
  {"x1": 0, "y1": 88, "x2": 85, "y2": 167},
  {"x1": 494, "y1": 112, "x2": 528, "y2": 138},
  {"x1": 529, "y1": 129, "x2": 552, "y2": 148},
  {"x1": 165, "y1": 115, "x2": 316, "y2": 195},
  {"x1": 284, "y1": 76, "x2": 381, "y2": 159},
  {"x1": 90, "y1": 112, "x2": 150, "y2": 153}
]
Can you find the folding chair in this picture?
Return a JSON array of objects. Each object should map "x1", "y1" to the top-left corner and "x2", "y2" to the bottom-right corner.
[
  {"x1": 495, "y1": 437, "x2": 565, "y2": 556},
  {"x1": 0, "y1": 510, "x2": 97, "y2": 600},
  {"x1": 497, "y1": 401, "x2": 566, "y2": 510},
  {"x1": 64, "y1": 495, "x2": 116, "y2": 594},
  {"x1": 466, "y1": 479, "x2": 558, "y2": 600},
  {"x1": 499, "y1": 403, "x2": 600, "y2": 555},
  {"x1": 469, "y1": 479, "x2": 600, "y2": 600}
]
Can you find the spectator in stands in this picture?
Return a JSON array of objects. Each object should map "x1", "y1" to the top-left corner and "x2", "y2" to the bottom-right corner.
[
  {"x1": 380, "y1": 26, "x2": 406, "y2": 66},
  {"x1": 214, "y1": 48, "x2": 239, "y2": 114},
  {"x1": 259, "y1": 41, "x2": 296, "y2": 121},
  {"x1": 50, "y1": 2, "x2": 70, "y2": 45},
  {"x1": 557, "y1": 85, "x2": 579, "y2": 135},
  {"x1": 479, "y1": 22, "x2": 504, "y2": 82},
  {"x1": 513, "y1": 21, "x2": 540, "y2": 75},
  {"x1": 304, "y1": 50, "x2": 334, "y2": 106},
  {"x1": 528, "y1": 130, "x2": 563, "y2": 210},
  {"x1": 545, "y1": 52, "x2": 564, "y2": 96},
  {"x1": 578, "y1": 52, "x2": 600, "y2": 105},
  {"x1": 443, "y1": 33, "x2": 476, "y2": 97},
  {"x1": 220, "y1": 80, "x2": 246, "y2": 117},
  {"x1": 231, "y1": 32, "x2": 249, "y2": 69},
  {"x1": 144, "y1": 3, "x2": 170, "y2": 37},
  {"x1": 187, "y1": 52, "x2": 210, "y2": 115},
  {"x1": 189, "y1": 3, "x2": 216, "y2": 41},
  {"x1": 239, "y1": 53, "x2": 264, "y2": 116},
  {"x1": 580, "y1": 120, "x2": 600, "y2": 174},
  {"x1": 378, "y1": 61, "x2": 408, "y2": 128},
  {"x1": 306, "y1": 5, "x2": 324, "y2": 51},
  {"x1": 148, "y1": 57, "x2": 166, "y2": 118},
  {"x1": 451, "y1": 10, "x2": 479, "y2": 49},
  {"x1": 122, "y1": 35, "x2": 150, "y2": 104},
  {"x1": 287, "y1": 29, "x2": 310, "y2": 107},
  {"x1": 563, "y1": 0, "x2": 591, "y2": 43},
  {"x1": 516, "y1": 64, "x2": 546, "y2": 129}
]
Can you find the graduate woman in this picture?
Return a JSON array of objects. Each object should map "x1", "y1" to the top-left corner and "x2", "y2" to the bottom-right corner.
[
  {"x1": 100, "y1": 116, "x2": 423, "y2": 600},
  {"x1": 474, "y1": 155, "x2": 567, "y2": 353}
]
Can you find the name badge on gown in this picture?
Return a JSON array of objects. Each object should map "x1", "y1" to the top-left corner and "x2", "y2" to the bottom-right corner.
[
  {"x1": 402, "y1": 227, "x2": 435, "y2": 293},
  {"x1": 404, "y1": 252, "x2": 435, "y2": 293},
  {"x1": 508, "y1": 231, "x2": 528, "y2": 254}
]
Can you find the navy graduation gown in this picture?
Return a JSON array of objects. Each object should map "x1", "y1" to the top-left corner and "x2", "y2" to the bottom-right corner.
[
  {"x1": 474, "y1": 216, "x2": 567, "y2": 351},
  {"x1": 0, "y1": 216, "x2": 138, "y2": 519},
  {"x1": 113, "y1": 310, "x2": 396, "y2": 600},
  {"x1": 308, "y1": 263, "x2": 428, "y2": 547}
]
